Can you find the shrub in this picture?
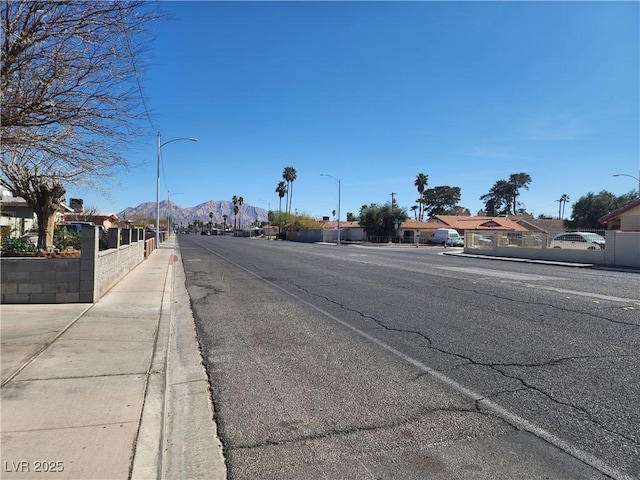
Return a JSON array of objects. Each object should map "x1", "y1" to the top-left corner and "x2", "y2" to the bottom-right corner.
[
  {"x1": 99, "y1": 231, "x2": 108, "y2": 251},
  {"x1": 1, "y1": 237, "x2": 37, "y2": 254},
  {"x1": 54, "y1": 226, "x2": 81, "y2": 251}
]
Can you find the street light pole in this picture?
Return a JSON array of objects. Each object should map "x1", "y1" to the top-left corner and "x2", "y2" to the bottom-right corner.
[
  {"x1": 613, "y1": 171, "x2": 640, "y2": 198},
  {"x1": 320, "y1": 174, "x2": 341, "y2": 245},
  {"x1": 156, "y1": 133, "x2": 197, "y2": 249},
  {"x1": 167, "y1": 191, "x2": 184, "y2": 236}
]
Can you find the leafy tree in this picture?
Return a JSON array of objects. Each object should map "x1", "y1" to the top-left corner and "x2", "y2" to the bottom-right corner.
[
  {"x1": 448, "y1": 206, "x2": 471, "y2": 216},
  {"x1": 422, "y1": 186, "x2": 461, "y2": 218},
  {"x1": 1, "y1": 1, "x2": 158, "y2": 250},
  {"x1": 508, "y1": 173, "x2": 532, "y2": 214},
  {"x1": 346, "y1": 212, "x2": 358, "y2": 222},
  {"x1": 480, "y1": 173, "x2": 531, "y2": 216},
  {"x1": 480, "y1": 173, "x2": 531, "y2": 215},
  {"x1": 414, "y1": 173, "x2": 428, "y2": 220},
  {"x1": 359, "y1": 202, "x2": 408, "y2": 240},
  {"x1": 567, "y1": 190, "x2": 636, "y2": 230},
  {"x1": 480, "y1": 180, "x2": 512, "y2": 215},
  {"x1": 288, "y1": 213, "x2": 322, "y2": 230}
]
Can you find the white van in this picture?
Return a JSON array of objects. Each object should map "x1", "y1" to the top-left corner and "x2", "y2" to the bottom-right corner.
[{"x1": 429, "y1": 228, "x2": 462, "y2": 246}]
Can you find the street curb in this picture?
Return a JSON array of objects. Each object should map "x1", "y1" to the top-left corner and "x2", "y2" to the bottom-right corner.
[
  {"x1": 129, "y1": 240, "x2": 226, "y2": 479},
  {"x1": 130, "y1": 247, "x2": 175, "y2": 479},
  {"x1": 163, "y1": 242, "x2": 226, "y2": 479}
]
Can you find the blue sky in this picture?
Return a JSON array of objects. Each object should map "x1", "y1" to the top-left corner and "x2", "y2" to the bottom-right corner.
[{"x1": 67, "y1": 1, "x2": 639, "y2": 220}]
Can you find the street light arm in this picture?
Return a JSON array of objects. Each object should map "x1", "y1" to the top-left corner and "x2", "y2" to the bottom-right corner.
[
  {"x1": 161, "y1": 137, "x2": 198, "y2": 148},
  {"x1": 613, "y1": 173, "x2": 640, "y2": 181},
  {"x1": 320, "y1": 173, "x2": 338, "y2": 182},
  {"x1": 613, "y1": 172, "x2": 640, "y2": 198}
]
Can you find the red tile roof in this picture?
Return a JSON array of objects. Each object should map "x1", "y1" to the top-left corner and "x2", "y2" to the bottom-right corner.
[
  {"x1": 400, "y1": 216, "x2": 528, "y2": 232},
  {"x1": 598, "y1": 198, "x2": 640, "y2": 224}
]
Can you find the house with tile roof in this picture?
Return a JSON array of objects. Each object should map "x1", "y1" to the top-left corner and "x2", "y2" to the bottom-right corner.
[
  {"x1": 598, "y1": 198, "x2": 640, "y2": 231},
  {"x1": 397, "y1": 216, "x2": 529, "y2": 243},
  {"x1": 508, "y1": 214, "x2": 566, "y2": 234}
]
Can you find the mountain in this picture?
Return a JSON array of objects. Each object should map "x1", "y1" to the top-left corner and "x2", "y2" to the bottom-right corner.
[{"x1": 118, "y1": 200, "x2": 268, "y2": 228}]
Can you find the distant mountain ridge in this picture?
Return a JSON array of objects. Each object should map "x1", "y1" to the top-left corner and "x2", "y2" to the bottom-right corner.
[{"x1": 118, "y1": 200, "x2": 268, "y2": 228}]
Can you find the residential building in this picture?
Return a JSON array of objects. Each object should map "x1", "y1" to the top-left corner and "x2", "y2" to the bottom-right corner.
[{"x1": 598, "y1": 198, "x2": 640, "y2": 231}]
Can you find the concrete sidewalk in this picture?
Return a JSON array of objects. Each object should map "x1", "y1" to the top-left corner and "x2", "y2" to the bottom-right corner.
[{"x1": 1, "y1": 237, "x2": 226, "y2": 479}]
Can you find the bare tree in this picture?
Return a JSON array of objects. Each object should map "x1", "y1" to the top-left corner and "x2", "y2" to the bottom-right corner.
[{"x1": 1, "y1": 1, "x2": 158, "y2": 249}]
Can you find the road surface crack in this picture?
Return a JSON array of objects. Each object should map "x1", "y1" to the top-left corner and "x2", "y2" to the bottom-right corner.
[
  {"x1": 227, "y1": 406, "x2": 478, "y2": 451},
  {"x1": 292, "y1": 282, "x2": 638, "y2": 447}
]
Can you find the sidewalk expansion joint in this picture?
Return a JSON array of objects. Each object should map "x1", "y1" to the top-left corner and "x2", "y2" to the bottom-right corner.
[
  {"x1": 6, "y1": 372, "x2": 147, "y2": 382},
  {"x1": 169, "y1": 378, "x2": 207, "y2": 387},
  {"x1": 1, "y1": 304, "x2": 92, "y2": 388},
  {"x1": 4, "y1": 420, "x2": 138, "y2": 434}
]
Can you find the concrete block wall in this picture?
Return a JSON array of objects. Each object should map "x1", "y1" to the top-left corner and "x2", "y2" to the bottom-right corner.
[
  {"x1": 95, "y1": 244, "x2": 144, "y2": 299},
  {"x1": 1, "y1": 257, "x2": 83, "y2": 303},
  {"x1": 464, "y1": 230, "x2": 639, "y2": 268},
  {"x1": 1, "y1": 226, "x2": 146, "y2": 304}
]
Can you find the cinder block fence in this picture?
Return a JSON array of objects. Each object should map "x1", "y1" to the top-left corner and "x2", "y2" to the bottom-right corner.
[{"x1": 1, "y1": 226, "x2": 156, "y2": 304}]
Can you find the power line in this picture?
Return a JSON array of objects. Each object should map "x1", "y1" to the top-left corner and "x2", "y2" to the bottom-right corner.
[{"x1": 124, "y1": 32, "x2": 156, "y2": 133}]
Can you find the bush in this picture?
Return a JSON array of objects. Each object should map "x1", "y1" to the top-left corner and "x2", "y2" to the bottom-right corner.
[
  {"x1": 99, "y1": 231, "x2": 108, "y2": 251},
  {"x1": 54, "y1": 226, "x2": 81, "y2": 251},
  {"x1": 1, "y1": 236, "x2": 37, "y2": 254}
]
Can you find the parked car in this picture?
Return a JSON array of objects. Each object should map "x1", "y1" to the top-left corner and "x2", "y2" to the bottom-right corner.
[
  {"x1": 65, "y1": 222, "x2": 105, "y2": 234},
  {"x1": 550, "y1": 232, "x2": 605, "y2": 250},
  {"x1": 428, "y1": 228, "x2": 463, "y2": 246},
  {"x1": 471, "y1": 233, "x2": 493, "y2": 246},
  {"x1": 201, "y1": 230, "x2": 211, "y2": 236}
]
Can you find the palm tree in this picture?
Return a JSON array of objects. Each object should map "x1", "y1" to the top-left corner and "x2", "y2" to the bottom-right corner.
[
  {"x1": 275, "y1": 181, "x2": 287, "y2": 230},
  {"x1": 283, "y1": 166, "x2": 297, "y2": 217},
  {"x1": 231, "y1": 195, "x2": 238, "y2": 231},
  {"x1": 560, "y1": 193, "x2": 570, "y2": 220},
  {"x1": 414, "y1": 173, "x2": 428, "y2": 220},
  {"x1": 222, "y1": 214, "x2": 228, "y2": 235},
  {"x1": 208, "y1": 211, "x2": 213, "y2": 232},
  {"x1": 410, "y1": 205, "x2": 418, "y2": 220},
  {"x1": 237, "y1": 196, "x2": 244, "y2": 230},
  {"x1": 233, "y1": 204, "x2": 239, "y2": 232}
]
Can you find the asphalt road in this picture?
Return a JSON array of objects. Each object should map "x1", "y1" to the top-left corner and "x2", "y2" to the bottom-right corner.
[{"x1": 178, "y1": 235, "x2": 639, "y2": 480}]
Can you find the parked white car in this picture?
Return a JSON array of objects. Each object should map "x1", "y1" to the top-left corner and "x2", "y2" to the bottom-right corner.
[
  {"x1": 428, "y1": 228, "x2": 463, "y2": 246},
  {"x1": 471, "y1": 233, "x2": 493, "y2": 246},
  {"x1": 550, "y1": 232, "x2": 605, "y2": 250}
]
